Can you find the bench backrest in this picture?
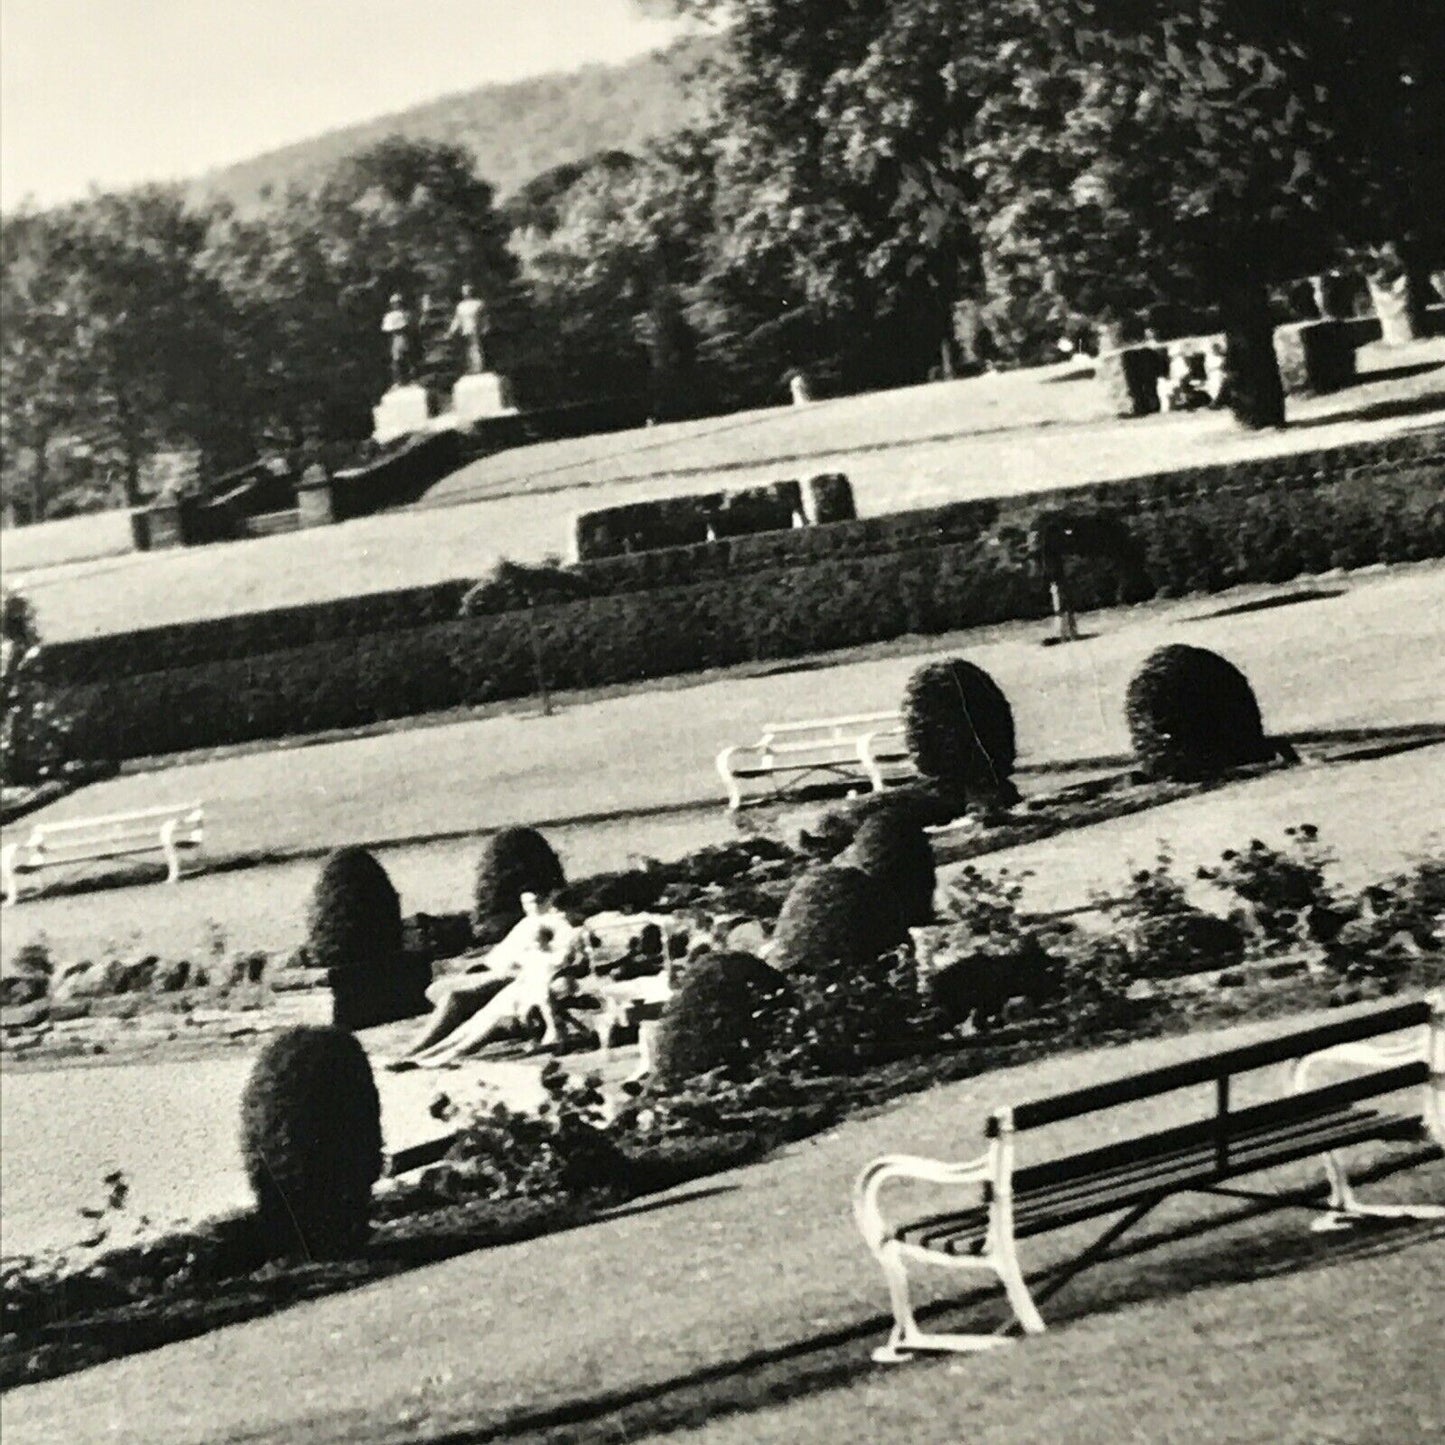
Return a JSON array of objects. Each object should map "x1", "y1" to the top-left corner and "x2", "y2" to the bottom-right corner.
[
  {"x1": 993, "y1": 997, "x2": 1435, "y2": 1136},
  {"x1": 760, "y1": 712, "x2": 899, "y2": 746}
]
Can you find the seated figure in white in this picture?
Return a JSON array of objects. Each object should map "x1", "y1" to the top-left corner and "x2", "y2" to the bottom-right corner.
[{"x1": 392, "y1": 894, "x2": 580, "y2": 1067}]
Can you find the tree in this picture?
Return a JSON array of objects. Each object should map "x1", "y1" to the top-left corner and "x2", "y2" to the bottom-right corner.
[
  {"x1": 0, "y1": 210, "x2": 94, "y2": 521},
  {"x1": 514, "y1": 137, "x2": 714, "y2": 414}
]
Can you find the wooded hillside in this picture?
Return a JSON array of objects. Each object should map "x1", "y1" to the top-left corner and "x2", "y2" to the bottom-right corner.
[{"x1": 190, "y1": 36, "x2": 713, "y2": 209}]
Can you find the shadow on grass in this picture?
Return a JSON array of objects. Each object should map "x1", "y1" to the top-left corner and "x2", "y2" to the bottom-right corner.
[
  {"x1": 1349, "y1": 360, "x2": 1444, "y2": 388},
  {"x1": 378, "y1": 1154, "x2": 1443, "y2": 1445},
  {"x1": 1188, "y1": 586, "x2": 1345, "y2": 621},
  {"x1": 1289, "y1": 390, "x2": 1445, "y2": 430}
]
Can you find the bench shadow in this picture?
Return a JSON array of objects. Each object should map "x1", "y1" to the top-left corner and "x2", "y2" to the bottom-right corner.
[
  {"x1": 1349, "y1": 359, "x2": 1443, "y2": 388},
  {"x1": 1288, "y1": 389, "x2": 1445, "y2": 429},
  {"x1": 1187, "y1": 586, "x2": 1345, "y2": 621},
  {"x1": 396, "y1": 1155, "x2": 1443, "y2": 1445}
]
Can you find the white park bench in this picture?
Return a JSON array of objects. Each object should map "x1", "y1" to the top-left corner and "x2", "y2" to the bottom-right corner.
[
  {"x1": 716, "y1": 711, "x2": 914, "y2": 810},
  {"x1": 1, "y1": 801, "x2": 205, "y2": 907}
]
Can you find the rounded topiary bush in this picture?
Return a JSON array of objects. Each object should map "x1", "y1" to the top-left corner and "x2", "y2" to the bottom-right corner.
[
  {"x1": 769, "y1": 863, "x2": 907, "y2": 977},
  {"x1": 240, "y1": 1026, "x2": 383, "y2": 1259},
  {"x1": 1126, "y1": 645, "x2": 1272, "y2": 780},
  {"x1": 902, "y1": 659, "x2": 1018, "y2": 808},
  {"x1": 307, "y1": 847, "x2": 403, "y2": 976},
  {"x1": 307, "y1": 847, "x2": 426, "y2": 1030},
  {"x1": 839, "y1": 810, "x2": 937, "y2": 928},
  {"x1": 472, "y1": 826, "x2": 567, "y2": 945},
  {"x1": 652, "y1": 952, "x2": 795, "y2": 1088}
]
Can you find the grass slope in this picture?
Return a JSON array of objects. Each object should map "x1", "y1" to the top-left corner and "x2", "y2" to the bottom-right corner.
[{"x1": 8, "y1": 342, "x2": 1442, "y2": 641}]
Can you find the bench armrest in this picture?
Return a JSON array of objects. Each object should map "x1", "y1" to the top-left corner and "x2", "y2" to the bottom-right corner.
[
  {"x1": 857, "y1": 727, "x2": 908, "y2": 792},
  {"x1": 716, "y1": 744, "x2": 766, "y2": 810},
  {"x1": 1291, "y1": 1028, "x2": 1429, "y2": 1092},
  {"x1": 853, "y1": 1150, "x2": 993, "y2": 1251}
]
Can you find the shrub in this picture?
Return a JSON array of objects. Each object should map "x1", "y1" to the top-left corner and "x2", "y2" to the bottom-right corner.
[
  {"x1": 472, "y1": 827, "x2": 566, "y2": 945},
  {"x1": 1197, "y1": 826, "x2": 1340, "y2": 954},
  {"x1": 436, "y1": 1063, "x2": 623, "y2": 1199},
  {"x1": 769, "y1": 864, "x2": 907, "y2": 978},
  {"x1": 802, "y1": 784, "x2": 960, "y2": 860},
  {"x1": 306, "y1": 847, "x2": 403, "y2": 976},
  {"x1": 1126, "y1": 645, "x2": 1274, "y2": 780},
  {"x1": 901, "y1": 658, "x2": 1018, "y2": 808},
  {"x1": 838, "y1": 810, "x2": 937, "y2": 928},
  {"x1": 652, "y1": 952, "x2": 795, "y2": 1089},
  {"x1": 930, "y1": 934, "x2": 1062, "y2": 1031},
  {"x1": 306, "y1": 848, "x2": 424, "y2": 1029},
  {"x1": 1101, "y1": 847, "x2": 1247, "y2": 978},
  {"x1": 239, "y1": 1026, "x2": 383, "y2": 1259},
  {"x1": 804, "y1": 473, "x2": 856, "y2": 523}
]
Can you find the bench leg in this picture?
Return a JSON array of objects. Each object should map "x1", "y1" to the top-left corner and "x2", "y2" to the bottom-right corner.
[
  {"x1": 715, "y1": 749, "x2": 745, "y2": 811},
  {"x1": 1311, "y1": 1149, "x2": 1445, "y2": 1232},
  {"x1": 1, "y1": 843, "x2": 18, "y2": 908},
  {"x1": 159, "y1": 819, "x2": 183, "y2": 884},
  {"x1": 868, "y1": 1238, "x2": 1042, "y2": 1363}
]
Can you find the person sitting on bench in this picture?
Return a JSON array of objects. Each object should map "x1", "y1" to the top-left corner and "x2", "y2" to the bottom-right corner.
[{"x1": 389, "y1": 894, "x2": 580, "y2": 1068}]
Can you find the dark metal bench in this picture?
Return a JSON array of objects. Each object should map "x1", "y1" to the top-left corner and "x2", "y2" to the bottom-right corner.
[{"x1": 854, "y1": 993, "x2": 1444, "y2": 1362}]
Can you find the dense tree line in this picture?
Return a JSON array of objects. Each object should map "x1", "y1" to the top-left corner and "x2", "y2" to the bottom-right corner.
[{"x1": 3, "y1": 2, "x2": 1441, "y2": 521}]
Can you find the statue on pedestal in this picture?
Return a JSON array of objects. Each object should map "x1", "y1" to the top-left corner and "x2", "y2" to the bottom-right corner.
[
  {"x1": 446, "y1": 283, "x2": 488, "y2": 374},
  {"x1": 381, "y1": 294, "x2": 414, "y2": 387}
]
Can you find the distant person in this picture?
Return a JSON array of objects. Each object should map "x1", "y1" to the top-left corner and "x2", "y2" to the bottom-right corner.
[
  {"x1": 381, "y1": 294, "x2": 414, "y2": 387},
  {"x1": 447, "y1": 282, "x2": 488, "y2": 374}
]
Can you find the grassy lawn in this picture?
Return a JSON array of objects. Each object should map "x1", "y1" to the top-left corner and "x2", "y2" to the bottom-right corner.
[
  {"x1": 2, "y1": 564, "x2": 1440, "y2": 968},
  {"x1": 10, "y1": 340, "x2": 1442, "y2": 642},
  {"x1": 3, "y1": 1004, "x2": 1440, "y2": 1444}
]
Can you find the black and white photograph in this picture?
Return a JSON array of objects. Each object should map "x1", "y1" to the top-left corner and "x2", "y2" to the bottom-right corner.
[{"x1": 1, "y1": 2, "x2": 1442, "y2": 1441}]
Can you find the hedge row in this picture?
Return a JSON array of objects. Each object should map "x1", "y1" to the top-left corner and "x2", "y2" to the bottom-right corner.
[
  {"x1": 43, "y1": 426, "x2": 1444, "y2": 688},
  {"x1": 573, "y1": 481, "x2": 805, "y2": 560},
  {"x1": 55, "y1": 459, "x2": 1445, "y2": 762}
]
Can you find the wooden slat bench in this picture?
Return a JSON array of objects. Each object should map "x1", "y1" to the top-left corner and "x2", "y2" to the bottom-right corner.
[
  {"x1": 1, "y1": 801, "x2": 205, "y2": 906},
  {"x1": 854, "y1": 994, "x2": 1444, "y2": 1362},
  {"x1": 716, "y1": 712, "x2": 913, "y2": 810}
]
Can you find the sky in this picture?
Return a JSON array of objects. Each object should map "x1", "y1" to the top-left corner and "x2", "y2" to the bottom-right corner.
[{"x1": 0, "y1": 0, "x2": 689, "y2": 210}]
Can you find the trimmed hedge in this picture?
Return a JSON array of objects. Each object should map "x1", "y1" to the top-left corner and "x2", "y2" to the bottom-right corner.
[
  {"x1": 239, "y1": 1026, "x2": 383, "y2": 1259},
  {"x1": 770, "y1": 864, "x2": 908, "y2": 978},
  {"x1": 1126, "y1": 645, "x2": 1275, "y2": 780},
  {"x1": 574, "y1": 481, "x2": 805, "y2": 560},
  {"x1": 838, "y1": 810, "x2": 938, "y2": 929},
  {"x1": 50, "y1": 430, "x2": 1445, "y2": 761},
  {"x1": 902, "y1": 658, "x2": 1018, "y2": 807},
  {"x1": 652, "y1": 952, "x2": 795, "y2": 1088},
  {"x1": 472, "y1": 826, "x2": 567, "y2": 945}
]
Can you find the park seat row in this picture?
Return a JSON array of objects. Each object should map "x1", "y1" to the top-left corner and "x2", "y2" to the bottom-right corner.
[{"x1": 854, "y1": 993, "x2": 1444, "y2": 1361}]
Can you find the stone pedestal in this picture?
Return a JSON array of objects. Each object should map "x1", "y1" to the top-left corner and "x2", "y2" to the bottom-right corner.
[
  {"x1": 1097, "y1": 345, "x2": 1168, "y2": 417},
  {"x1": 296, "y1": 464, "x2": 335, "y2": 528},
  {"x1": 451, "y1": 371, "x2": 517, "y2": 422},
  {"x1": 145, "y1": 496, "x2": 186, "y2": 549},
  {"x1": 1274, "y1": 320, "x2": 1356, "y2": 395},
  {"x1": 372, "y1": 384, "x2": 432, "y2": 444}
]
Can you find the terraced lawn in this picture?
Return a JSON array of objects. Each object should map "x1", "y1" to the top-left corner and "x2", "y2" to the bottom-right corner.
[
  {"x1": 3, "y1": 564, "x2": 1440, "y2": 968},
  {"x1": 9, "y1": 340, "x2": 1442, "y2": 641}
]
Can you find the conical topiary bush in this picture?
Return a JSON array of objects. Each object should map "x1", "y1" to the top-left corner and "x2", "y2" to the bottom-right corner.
[
  {"x1": 472, "y1": 826, "x2": 567, "y2": 945},
  {"x1": 901, "y1": 658, "x2": 1018, "y2": 809},
  {"x1": 1126, "y1": 644, "x2": 1274, "y2": 780},
  {"x1": 240, "y1": 1025, "x2": 383, "y2": 1259}
]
